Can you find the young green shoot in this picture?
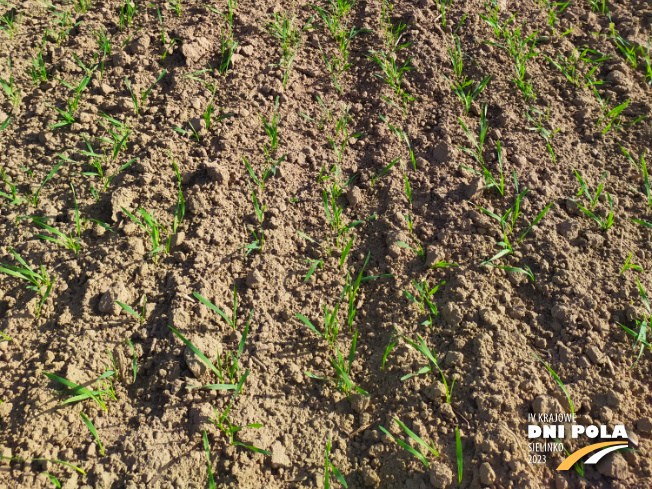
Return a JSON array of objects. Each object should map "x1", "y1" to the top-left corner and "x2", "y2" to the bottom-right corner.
[
  {"x1": 168, "y1": 325, "x2": 243, "y2": 390},
  {"x1": 28, "y1": 48, "x2": 48, "y2": 85},
  {"x1": 22, "y1": 215, "x2": 81, "y2": 255},
  {"x1": 620, "y1": 252, "x2": 644, "y2": 276},
  {"x1": 217, "y1": 26, "x2": 238, "y2": 76},
  {"x1": 297, "y1": 303, "x2": 341, "y2": 352},
  {"x1": 617, "y1": 278, "x2": 651, "y2": 368},
  {"x1": 77, "y1": 135, "x2": 137, "y2": 195},
  {"x1": 401, "y1": 334, "x2": 455, "y2": 403},
  {"x1": 80, "y1": 412, "x2": 105, "y2": 456},
  {"x1": 209, "y1": 371, "x2": 272, "y2": 455},
  {"x1": 382, "y1": 329, "x2": 398, "y2": 370},
  {"x1": 1, "y1": 58, "x2": 20, "y2": 107},
  {"x1": 1, "y1": 169, "x2": 24, "y2": 205},
  {"x1": 342, "y1": 253, "x2": 371, "y2": 330},
  {"x1": 0, "y1": 248, "x2": 56, "y2": 318},
  {"x1": 455, "y1": 426, "x2": 463, "y2": 487},
  {"x1": 203, "y1": 430, "x2": 216, "y2": 489},
  {"x1": 0, "y1": 455, "x2": 85, "y2": 476},
  {"x1": 243, "y1": 154, "x2": 286, "y2": 194},
  {"x1": 43, "y1": 370, "x2": 116, "y2": 411},
  {"x1": 532, "y1": 354, "x2": 575, "y2": 415},
  {"x1": 0, "y1": 113, "x2": 11, "y2": 131},
  {"x1": 526, "y1": 106, "x2": 560, "y2": 164},
  {"x1": 241, "y1": 189, "x2": 266, "y2": 255},
  {"x1": 324, "y1": 436, "x2": 348, "y2": 488},
  {"x1": 571, "y1": 192, "x2": 614, "y2": 231},
  {"x1": 371, "y1": 156, "x2": 400, "y2": 186},
  {"x1": 367, "y1": 50, "x2": 415, "y2": 113},
  {"x1": 474, "y1": 190, "x2": 553, "y2": 280},
  {"x1": 115, "y1": 295, "x2": 147, "y2": 325},
  {"x1": 303, "y1": 258, "x2": 324, "y2": 281},
  {"x1": 193, "y1": 287, "x2": 242, "y2": 331},
  {"x1": 403, "y1": 279, "x2": 446, "y2": 328},
  {"x1": 596, "y1": 98, "x2": 630, "y2": 134},
  {"x1": 169, "y1": 151, "x2": 185, "y2": 234},
  {"x1": 124, "y1": 70, "x2": 167, "y2": 116},
  {"x1": 260, "y1": 97, "x2": 281, "y2": 157},
  {"x1": 168, "y1": 0, "x2": 181, "y2": 16},
  {"x1": 298, "y1": 93, "x2": 335, "y2": 131},
  {"x1": 379, "y1": 418, "x2": 439, "y2": 468},
  {"x1": 573, "y1": 169, "x2": 606, "y2": 210},
  {"x1": 0, "y1": 6, "x2": 20, "y2": 38},
  {"x1": 123, "y1": 339, "x2": 138, "y2": 383},
  {"x1": 443, "y1": 73, "x2": 492, "y2": 116},
  {"x1": 121, "y1": 207, "x2": 168, "y2": 264},
  {"x1": 620, "y1": 147, "x2": 650, "y2": 209},
  {"x1": 306, "y1": 329, "x2": 370, "y2": 399},
  {"x1": 265, "y1": 12, "x2": 316, "y2": 87},
  {"x1": 98, "y1": 112, "x2": 130, "y2": 161}
]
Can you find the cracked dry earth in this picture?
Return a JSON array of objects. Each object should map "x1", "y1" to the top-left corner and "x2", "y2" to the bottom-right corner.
[{"x1": 1, "y1": 0, "x2": 652, "y2": 488}]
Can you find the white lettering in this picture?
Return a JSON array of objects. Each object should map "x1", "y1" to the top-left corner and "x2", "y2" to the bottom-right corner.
[
  {"x1": 528, "y1": 425, "x2": 542, "y2": 438},
  {"x1": 542, "y1": 425, "x2": 558, "y2": 438},
  {"x1": 572, "y1": 425, "x2": 585, "y2": 438},
  {"x1": 586, "y1": 426, "x2": 599, "y2": 438},
  {"x1": 613, "y1": 425, "x2": 627, "y2": 439}
]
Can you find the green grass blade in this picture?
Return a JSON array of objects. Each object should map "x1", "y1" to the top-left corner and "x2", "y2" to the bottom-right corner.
[
  {"x1": 455, "y1": 426, "x2": 463, "y2": 486},
  {"x1": 168, "y1": 325, "x2": 222, "y2": 379},
  {"x1": 531, "y1": 354, "x2": 574, "y2": 414},
  {"x1": 80, "y1": 412, "x2": 105, "y2": 456},
  {"x1": 193, "y1": 292, "x2": 233, "y2": 327}
]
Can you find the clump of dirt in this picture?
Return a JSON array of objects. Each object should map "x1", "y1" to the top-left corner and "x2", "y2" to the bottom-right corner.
[{"x1": 1, "y1": 0, "x2": 652, "y2": 488}]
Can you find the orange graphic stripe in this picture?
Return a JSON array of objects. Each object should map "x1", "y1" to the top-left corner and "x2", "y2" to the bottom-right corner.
[{"x1": 557, "y1": 441, "x2": 625, "y2": 470}]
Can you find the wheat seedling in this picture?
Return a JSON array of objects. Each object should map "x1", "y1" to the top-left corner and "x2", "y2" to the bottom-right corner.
[
  {"x1": 124, "y1": 70, "x2": 167, "y2": 116},
  {"x1": 379, "y1": 418, "x2": 439, "y2": 467},
  {"x1": 80, "y1": 412, "x2": 105, "y2": 456},
  {"x1": 455, "y1": 426, "x2": 463, "y2": 486},
  {"x1": 209, "y1": 371, "x2": 272, "y2": 454},
  {"x1": 306, "y1": 329, "x2": 370, "y2": 398},
  {"x1": 193, "y1": 286, "x2": 241, "y2": 331},
  {"x1": 367, "y1": 50, "x2": 415, "y2": 113},
  {"x1": 323, "y1": 436, "x2": 348, "y2": 488},
  {"x1": 571, "y1": 192, "x2": 614, "y2": 231},
  {"x1": 0, "y1": 113, "x2": 11, "y2": 131},
  {"x1": 115, "y1": 295, "x2": 146, "y2": 325},
  {"x1": 0, "y1": 454, "x2": 85, "y2": 476},
  {"x1": 27, "y1": 159, "x2": 63, "y2": 207},
  {"x1": 202, "y1": 430, "x2": 215, "y2": 489},
  {"x1": 22, "y1": 214, "x2": 81, "y2": 255},
  {"x1": 0, "y1": 248, "x2": 56, "y2": 318},
  {"x1": 168, "y1": 325, "x2": 242, "y2": 390},
  {"x1": 0, "y1": 5, "x2": 20, "y2": 38},
  {"x1": 0, "y1": 58, "x2": 20, "y2": 108},
  {"x1": 617, "y1": 278, "x2": 651, "y2": 368},
  {"x1": 620, "y1": 147, "x2": 650, "y2": 209},
  {"x1": 620, "y1": 252, "x2": 644, "y2": 276},
  {"x1": 403, "y1": 278, "x2": 446, "y2": 328},
  {"x1": 1, "y1": 168, "x2": 24, "y2": 205},
  {"x1": 121, "y1": 206, "x2": 168, "y2": 264},
  {"x1": 572, "y1": 169, "x2": 606, "y2": 210},
  {"x1": 401, "y1": 334, "x2": 455, "y2": 403},
  {"x1": 298, "y1": 93, "x2": 335, "y2": 131},
  {"x1": 28, "y1": 47, "x2": 48, "y2": 85},
  {"x1": 265, "y1": 11, "x2": 317, "y2": 87},
  {"x1": 526, "y1": 106, "x2": 560, "y2": 164},
  {"x1": 297, "y1": 303, "x2": 341, "y2": 352},
  {"x1": 532, "y1": 354, "x2": 575, "y2": 414},
  {"x1": 43, "y1": 370, "x2": 116, "y2": 411}
]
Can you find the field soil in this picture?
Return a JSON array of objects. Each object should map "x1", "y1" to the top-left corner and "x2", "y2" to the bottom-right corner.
[{"x1": 1, "y1": 0, "x2": 652, "y2": 488}]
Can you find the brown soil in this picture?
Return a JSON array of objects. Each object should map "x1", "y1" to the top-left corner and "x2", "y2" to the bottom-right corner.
[{"x1": 1, "y1": 0, "x2": 652, "y2": 488}]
